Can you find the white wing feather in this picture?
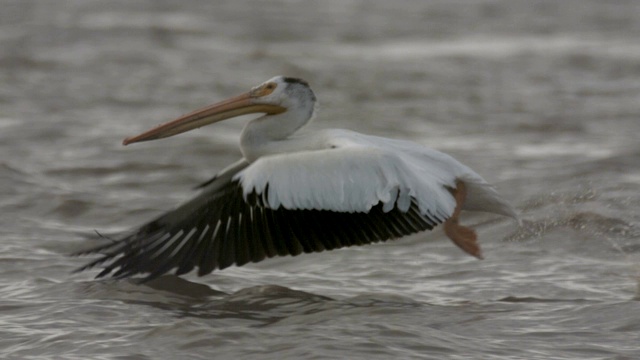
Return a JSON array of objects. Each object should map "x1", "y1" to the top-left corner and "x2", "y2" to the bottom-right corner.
[{"x1": 234, "y1": 130, "x2": 516, "y2": 221}]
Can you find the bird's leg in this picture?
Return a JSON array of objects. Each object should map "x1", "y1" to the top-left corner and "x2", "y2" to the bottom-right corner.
[{"x1": 444, "y1": 181, "x2": 483, "y2": 259}]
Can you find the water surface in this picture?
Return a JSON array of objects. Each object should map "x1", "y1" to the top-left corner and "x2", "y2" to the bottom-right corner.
[{"x1": 2, "y1": 1, "x2": 640, "y2": 359}]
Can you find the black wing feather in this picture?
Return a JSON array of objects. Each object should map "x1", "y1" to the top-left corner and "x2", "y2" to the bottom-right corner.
[{"x1": 75, "y1": 179, "x2": 443, "y2": 281}]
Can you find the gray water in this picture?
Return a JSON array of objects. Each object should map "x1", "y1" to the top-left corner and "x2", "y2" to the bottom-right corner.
[{"x1": 2, "y1": 1, "x2": 640, "y2": 359}]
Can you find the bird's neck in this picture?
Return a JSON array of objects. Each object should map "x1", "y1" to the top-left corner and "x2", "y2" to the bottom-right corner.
[{"x1": 240, "y1": 106, "x2": 313, "y2": 162}]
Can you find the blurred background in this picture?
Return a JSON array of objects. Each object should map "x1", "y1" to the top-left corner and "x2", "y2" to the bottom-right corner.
[{"x1": 2, "y1": 1, "x2": 640, "y2": 359}]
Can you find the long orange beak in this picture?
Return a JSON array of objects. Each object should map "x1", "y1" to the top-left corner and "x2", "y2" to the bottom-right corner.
[{"x1": 122, "y1": 92, "x2": 286, "y2": 145}]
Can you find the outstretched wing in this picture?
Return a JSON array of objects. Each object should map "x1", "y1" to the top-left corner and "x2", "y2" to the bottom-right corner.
[{"x1": 76, "y1": 146, "x2": 461, "y2": 281}]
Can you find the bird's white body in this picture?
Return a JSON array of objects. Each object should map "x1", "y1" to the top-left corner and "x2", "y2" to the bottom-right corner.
[
  {"x1": 77, "y1": 76, "x2": 518, "y2": 280},
  {"x1": 236, "y1": 76, "x2": 515, "y2": 218},
  {"x1": 236, "y1": 128, "x2": 515, "y2": 217}
]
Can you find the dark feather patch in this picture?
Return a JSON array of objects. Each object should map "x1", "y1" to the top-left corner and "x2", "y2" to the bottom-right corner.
[
  {"x1": 282, "y1": 77, "x2": 310, "y2": 87},
  {"x1": 75, "y1": 179, "x2": 443, "y2": 281}
]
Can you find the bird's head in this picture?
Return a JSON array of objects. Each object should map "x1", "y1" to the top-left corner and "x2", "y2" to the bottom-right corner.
[
  {"x1": 251, "y1": 76, "x2": 316, "y2": 112},
  {"x1": 122, "y1": 76, "x2": 316, "y2": 145}
]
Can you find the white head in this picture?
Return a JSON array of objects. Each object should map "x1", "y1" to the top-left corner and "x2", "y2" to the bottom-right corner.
[
  {"x1": 248, "y1": 76, "x2": 317, "y2": 125},
  {"x1": 122, "y1": 76, "x2": 317, "y2": 145}
]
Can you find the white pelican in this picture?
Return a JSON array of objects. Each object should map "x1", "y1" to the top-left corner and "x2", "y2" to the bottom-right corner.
[{"x1": 76, "y1": 76, "x2": 518, "y2": 281}]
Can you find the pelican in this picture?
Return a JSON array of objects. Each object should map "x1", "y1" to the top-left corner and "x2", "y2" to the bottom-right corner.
[{"x1": 76, "y1": 76, "x2": 518, "y2": 281}]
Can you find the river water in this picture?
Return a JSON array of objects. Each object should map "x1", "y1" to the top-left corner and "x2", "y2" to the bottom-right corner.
[{"x1": 2, "y1": 1, "x2": 640, "y2": 359}]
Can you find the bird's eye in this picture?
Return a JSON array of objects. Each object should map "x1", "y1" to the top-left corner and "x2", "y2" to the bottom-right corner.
[{"x1": 257, "y1": 83, "x2": 277, "y2": 96}]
